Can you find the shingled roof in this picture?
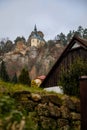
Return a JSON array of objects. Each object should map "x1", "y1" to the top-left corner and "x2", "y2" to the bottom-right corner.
[
  {"x1": 31, "y1": 25, "x2": 45, "y2": 42},
  {"x1": 40, "y1": 35, "x2": 87, "y2": 88}
]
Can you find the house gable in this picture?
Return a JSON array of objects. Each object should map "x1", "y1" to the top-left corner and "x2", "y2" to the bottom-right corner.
[{"x1": 40, "y1": 35, "x2": 87, "y2": 88}]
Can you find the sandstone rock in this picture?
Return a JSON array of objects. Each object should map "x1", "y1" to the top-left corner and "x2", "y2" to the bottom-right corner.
[
  {"x1": 41, "y1": 95, "x2": 50, "y2": 103},
  {"x1": 60, "y1": 105, "x2": 70, "y2": 119},
  {"x1": 49, "y1": 104, "x2": 61, "y2": 118},
  {"x1": 0, "y1": 42, "x2": 63, "y2": 80},
  {"x1": 41, "y1": 94, "x2": 61, "y2": 106},
  {"x1": 35, "y1": 104, "x2": 49, "y2": 117},
  {"x1": 70, "y1": 112, "x2": 81, "y2": 120},
  {"x1": 71, "y1": 98, "x2": 81, "y2": 113},
  {"x1": 21, "y1": 100, "x2": 36, "y2": 112},
  {"x1": 57, "y1": 125, "x2": 70, "y2": 130},
  {"x1": 29, "y1": 47, "x2": 39, "y2": 58},
  {"x1": 31, "y1": 93, "x2": 41, "y2": 102},
  {"x1": 12, "y1": 91, "x2": 31, "y2": 101},
  {"x1": 49, "y1": 95, "x2": 62, "y2": 106},
  {"x1": 75, "y1": 100, "x2": 81, "y2": 113},
  {"x1": 62, "y1": 95, "x2": 75, "y2": 111},
  {"x1": 48, "y1": 102, "x2": 54, "y2": 106},
  {"x1": 57, "y1": 119, "x2": 69, "y2": 128},
  {"x1": 72, "y1": 121, "x2": 81, "y2": 130},
  {"x1": 40, "y1": 116, "x2": 57, "y2": 130},
  {"x1": 29, "y1": 66, "x2": 37, "y2": 79}
]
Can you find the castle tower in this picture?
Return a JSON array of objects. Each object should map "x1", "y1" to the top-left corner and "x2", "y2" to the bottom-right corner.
[
  {"x1": 30, "y1": 25, "x2": 45, "y2": 48},
  {"x1": 34, "y1": 24, "x2": 37, "y2": 33}
]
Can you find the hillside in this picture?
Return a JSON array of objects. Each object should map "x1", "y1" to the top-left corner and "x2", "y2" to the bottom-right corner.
[
  {"x1": 0, "y1": 80, "x2": 80, "y2": 130},
  {"x1": 0, "y1": 25, "x2": 87, "y2": 80}
]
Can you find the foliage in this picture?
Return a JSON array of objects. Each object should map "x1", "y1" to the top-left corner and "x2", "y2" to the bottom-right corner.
[
  {"x1": 11, "y1": 110, "x2": 23, "y2": 122},
  {"x1": 14, "y1": 36, "x2": 26, "y2": 44},
  {"x1": 0, "y1": 60, "x2": 10, "y2": 82},
  {"x1": 18, "y1": 68, "x2": 31, "y2": 86},
  {"x1": 54, "y1": 26, "x2": 87, "y2": 46},
  {"x1": 58, "y1": 32, "x2": 67, "y2": 46},
  {"x1": 67, "y1": 30, "x2": 73, "y2": 41},
  {"x1": 3, "y1": 40, "x2": 13, "y2": 53},
  {"x1": 0, "y1": 38, "x2": 13, "y2": 54},
  {"x1": 0, "y1": 95, "x2": 25, "y2": 129},
  {"x1": 0, "y1": 84, "x2": 44, "y2": 130},
  {"x1": 0, "y1": 95, "x2": 15, "y2": 117},
  {"x1": 83, "y1": 28, "x2": 87, "y2": 39},
  {"x1": 24, "y1": 112, "x2": 39, "y2": 130},
  {"x1": 0, "y1": 25, "x2": 87, "y2": 55},
  {"x1": 47, "y1": 40, "x2": 55, "y2": 47},
  {"x1": 11, "y1": 73, "x2": 18, "y2": 84},
  {"x1": 58, "y1": 58, "x2": 87, "y2": 97}
]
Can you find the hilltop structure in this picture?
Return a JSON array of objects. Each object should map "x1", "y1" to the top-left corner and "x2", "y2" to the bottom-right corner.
[{"x1": 28, "y1": 25, "x2": 45, "y2": 48}]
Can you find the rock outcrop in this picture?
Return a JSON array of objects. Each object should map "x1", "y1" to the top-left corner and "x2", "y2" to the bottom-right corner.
[{"x1": 0, "y1": 42, "x2": 64, "y2": 80}]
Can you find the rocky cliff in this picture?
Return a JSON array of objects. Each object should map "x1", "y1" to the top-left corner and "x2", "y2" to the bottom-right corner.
[{"x1": 0, "y1": 41, "x2": 64, "y2": 80}]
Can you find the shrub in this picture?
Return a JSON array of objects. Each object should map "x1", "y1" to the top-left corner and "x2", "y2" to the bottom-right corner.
[
  {"x1": 18, "y1": 68, "x2": 31, "y2": 86},
  {"x1": 24, "y1": 112, "x2": 39, "y2": 130},
  {"x1": 58, "y1": 58, "x2": 87, "y2": 97},
  {"x1": 0, "y1": 60, "x2": 10, "y2": 82},
  {"x1": 11, "y1": 73, "x2": 18, "y2": 84},
  {"x1": 0, "y1": 95, "x2": 39, "y2": 130},
  {"x1": 0, "y1": 95, "x2": 15, "y2": 117}
]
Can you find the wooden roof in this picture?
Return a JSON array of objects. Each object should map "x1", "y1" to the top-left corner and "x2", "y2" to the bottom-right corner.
[{"x1": 40, "y1": 35, "x2": 87, "y2": 88}]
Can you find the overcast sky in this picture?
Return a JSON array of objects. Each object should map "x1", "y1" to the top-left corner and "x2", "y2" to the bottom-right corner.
[{"x1": 0, "y1": 0, "x2": 87, "y2": 42}]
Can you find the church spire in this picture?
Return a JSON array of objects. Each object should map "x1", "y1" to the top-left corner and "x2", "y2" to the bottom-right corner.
[{"x1": 34, "y1": 24, "x2": 37, "y2": 32}]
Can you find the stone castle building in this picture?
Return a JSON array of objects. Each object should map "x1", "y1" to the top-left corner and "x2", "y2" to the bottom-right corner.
[{"x1": 29, "y1": 25, "x2": 45, "y2": 48}]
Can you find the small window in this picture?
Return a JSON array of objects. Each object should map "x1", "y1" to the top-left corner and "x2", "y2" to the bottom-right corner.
[
  {"x1": 32, "y1": 39, "x2": 34, "y2": 42},
  {"x1": 37, "y1": 39, "x2": 39, "y2": 43}
]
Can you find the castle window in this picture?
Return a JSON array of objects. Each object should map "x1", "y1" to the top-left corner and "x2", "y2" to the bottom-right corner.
[
  {"x1": 37, "y1": 39, "x2": 39, "y2": 43},
  {"x1": 32, "y1": 39, "x2": 34, "y2": 42}
]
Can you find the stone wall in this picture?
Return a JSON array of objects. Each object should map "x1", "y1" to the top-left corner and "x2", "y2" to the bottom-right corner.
[{"x1": 13, "y1": 91, "x2": 81, "y2": 130}]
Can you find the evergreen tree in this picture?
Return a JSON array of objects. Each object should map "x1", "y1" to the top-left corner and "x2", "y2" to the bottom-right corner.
[
  {"x1": 14, "y1": 36, "x2": 26, "y2": 44},
  {"x1": 18, "y1": 68, "x2": 31, "y2": 86},
  {"x1": 83, "y1": 28, "x2": 87, "y2": 39},
  {"x1": 55, "y1": 26, "x2": 87, "y2": 46},
  {"x1": 59, "y1": 33, "x2": 67, "y2": 46},
  {"x1": 77, "y1": 26, "x2": 84, "y2": 37},
  {"x1": 67, "y1": 30, "x2": 73, "y2": 42},
  {"x1": 59, "y1": 58, "x2": 87, "y2": 97},
  {"x1": 0, "y1": 61, "x2": 10, "y2": 82},
  {"x1": 12, "y1": 73, "x2": 18, "y2": 84}
]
